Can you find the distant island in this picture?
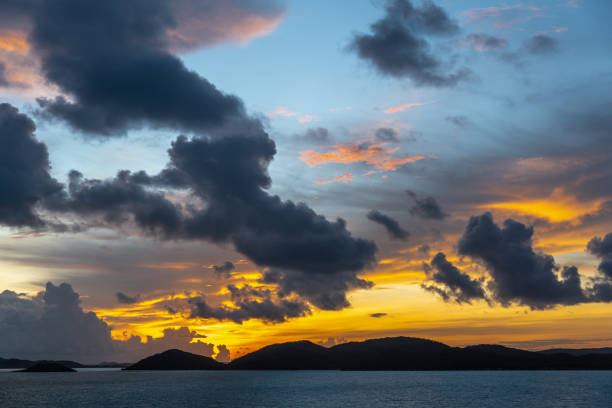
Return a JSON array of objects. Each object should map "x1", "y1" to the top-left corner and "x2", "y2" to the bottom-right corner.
[
  {"x1": 5, "y1": 337, "x2": 612, "y2": 372},
  {"x1": 124, "y1": 349, "x2": 225, "y2": 371}
]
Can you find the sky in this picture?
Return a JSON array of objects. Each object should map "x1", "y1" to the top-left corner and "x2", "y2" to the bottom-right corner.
[{"x1": 0, "y1": 0, "x2": 611, "y2": 364}]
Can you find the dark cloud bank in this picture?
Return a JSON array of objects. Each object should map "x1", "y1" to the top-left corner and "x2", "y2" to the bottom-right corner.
[
  {"x1": 424, "y1": 212, "x2": 612, "y2": 309},
  {"x1": 0, "y1": 0, "x2": 377, "y2": 328},
  {"x1": 350, "y1": 0, "x2": 470, "y2": 86},
  {"x1": 0, "y1": 282, "x2": 225, "y2": 363}
]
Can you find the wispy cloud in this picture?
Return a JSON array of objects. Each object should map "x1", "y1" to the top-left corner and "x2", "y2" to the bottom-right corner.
[
  {"x1": 301, "y1": 141, "x2": 427, "y2": 171},
  {"x1": 384, "y1": 102, "x2": 432, "y2": 114},
  {"x1": 266, "y1": 106, "x2": 297, "y2": 118},
  {"x1": 461, "y1": 4, "x2": 545, "y2": 28},
  {"x1": 315, "y1": 173, "x2": 353, "y2": 185}
]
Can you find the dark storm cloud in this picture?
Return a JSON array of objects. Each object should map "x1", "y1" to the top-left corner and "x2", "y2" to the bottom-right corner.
[
  {"x1": 422, "y1": 252, "x2": 487, "y2": 304},
  {"x1": 350, "y1": 0, "x2": 469, "y2": 86},
  {"x1": 45, "y1": 169, "x2": 183, "y2": 237},
  {"x1": 0, "y1": 282, "x2": 218, "y2": 362},
  {"x1": 406, "y1": 190, "x2": 447, "y2": 220},
  {"x1": 374, "y1": 127, "x2": 399, "y2": 142},
  {"x1": 116, "y1": 292, "x2": 140, "y2": 304},
  {"x1": 301, "y1": 127, "x2": 330, "y2": 142},
  {"x1": 190, "y1": 284, "x2": 311, "y2": 324},
  {"x1": 212, "y1": 261, "x2": 236, "y2": 277},
  {"x1": 0, "y1": 103, "x2": 63, "y2": 228},
  {"x1": 366, "y1": 210, "x2": 409, "y2": 240},
  {"x1": 466, "y1": 33, "x2": 508, "y2": 51},
  {"x1": 4, "y1": 0, "x2": 284, "y2": 136},
  {"x1": 457, "y1": 213, "x2": 586, "y2": 309},
  {"x1": 586, "y1": 234, "x2": 612, "y2": 300},
  {"x1": 525, "y1": 34, "x2": 558, "y2": 54},
  {"x1": 41, "y1": 121, "x2": 377, "y2": 313},
  {"x1": 0, "y1": 0, "x2": 377, "y2": 318}
]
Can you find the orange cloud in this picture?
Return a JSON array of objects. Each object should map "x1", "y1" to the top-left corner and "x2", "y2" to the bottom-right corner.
[
  {"x1": 0, "y1": 30, "x2": 29, "y2": 54},
  {"x1": 267, "y1": 106, "x2": 297, "y2": 118},
  {"x1": 301, "y1": 142, "x2": 427, "y2": 171},
  {"x1": 298, "y1": 114, "x2": 317, "y2": 123},
  {"x1": 480, "y1": 189, "x2": 604, "y2": 223},
  {"x1": 384, "y1": 102, "x2": 431, "y2": 114},
  {"x1": 315, "y1": 173, "x2": 353, "y2": 185},
  {"x1": 167, "y1": 3, "x2": 285, "y2": 52}
]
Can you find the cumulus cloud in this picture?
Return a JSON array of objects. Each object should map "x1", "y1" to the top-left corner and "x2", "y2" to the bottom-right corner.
[
  {"x1": 350, "y1": 0, "x2": 469, "y2": 86},
  {"x1": 215, "y1": 344, "x2": 231, "y2": 363},
  {"x1": 0, "y1": 282, "x2": 219, "y2": 363},
  {"x1": 1, "y1": 0, "x2": 283, "y2": 136},
  {"x1": 366, "y1": 210, "x2": 409, "y2": 240},
  {"x1": 422, "y1": 252, "x2": 487, "y2": 304},
  {"x1": 457, "y1": 213, "x2": 586, "y2": 309},
  {"x1": 0, "y1": 103, "x2": 62, "y2": 228},
  {"x1": 0, "y1": 0, "x2": 378, "y2": 322},
  {"x1": 406, "y1": 190, "x2": 447, "y2": 220}
]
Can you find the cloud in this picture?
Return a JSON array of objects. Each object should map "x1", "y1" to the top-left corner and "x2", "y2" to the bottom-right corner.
[
  {"x1": 298, "y1": 114, "x2": 317, "y2": 123},
  {"x1": 446, "y1": 115, "x2": 471, "y2": 129},
  {"x1": 457, "y1": 213, "x2": 586, "y2": 309},
  {"x1": 525, "y1": 34, "x2": 558, "y2": 54},
  {"x1": 215, "y1": 344, "x2": 231, "y2": 363},
  {"x1": 374, "y1": 127, "x2": 400, "y2": 142},
  {"x1": 587, "y1": 234, "x2": 612, "y2": 280},
  {"x1": 0, "y1": 103, "x2": 63, "y2": 228},
  {"x1": 422, "y1": 252, "x2": 487, "y2": 304},
  {"x1": 383, "y1": 102, "x2": 430, "y2": 114},
  {"x1": 315, "y1": 173, "x2": 353, "y2": 185},
  {"x1": 369, "y1": 312, "x2": 387, "y2": 318},
  {"x1": 301, "y1": 127, "x2": 330, "y2": 143},
  {"x1": 0, "y1": 0, "x2": 379, "y2": 320},
  {"x1": 461, "y1": 5, "x2": 544, "y2": 28},
  {"x1": 350, "y1": 0, "x2": 469, "y2": 87},
  {"x1": 212, "y1": 261, "x2": 236, "y2": 277},
  {"x1": 0, "y1": 282, "x2": 219, "y2": 363},
  {"x1": 190, "y1": 284, "x2": 311, "y2": 323},
  {"x1": 116, "y1": 292, "x2": 140, "y2": 304},
  {"x1": 267, "y1": 106, "x2": 298, "y2": 118},
  {"x1": 465, "y1": 34, "x2": 508, "y2": 51},
  {"x1": 301, "y1": 141, "x2": 427, "y2": 171},
  {"x1": 2, "y1": 0, "x2": 284, "y2": 136},
  {"x1": 366, "y1": 210, "x2": 409, "y2": 240},
  {"x1": 406, "y1": 190, "x2": 447, "y2": 220}
]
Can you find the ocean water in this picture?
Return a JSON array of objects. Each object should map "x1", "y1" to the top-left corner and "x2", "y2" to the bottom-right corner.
[{"x1": 1, "y1": 369, "x2": 611, "y2": 407}]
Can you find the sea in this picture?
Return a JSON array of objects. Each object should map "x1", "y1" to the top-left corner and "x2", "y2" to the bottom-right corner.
[{"x1": 1, "y1": 369, "x2": 611, "y2": 407}]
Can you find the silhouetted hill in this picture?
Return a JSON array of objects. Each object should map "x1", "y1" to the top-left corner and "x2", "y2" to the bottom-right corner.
[
  {"x1": 539, "y1": 347, "x2": 612, "y2": 356},
  {"x1": 18, "y1": 363, "x2": 76, "y2": 372},
  {"x1": 124, "y1": 349, "x2": 225, "y2": 370},
  {"x1": 229, "y1": 337, "x2": 612, "y2": 370},
  {"x1": 229, "y1": 341, "x2": 332, "y2": 369},
  {"x1": 0, "y1": 357, "x2": 83, "y2": 369}
]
